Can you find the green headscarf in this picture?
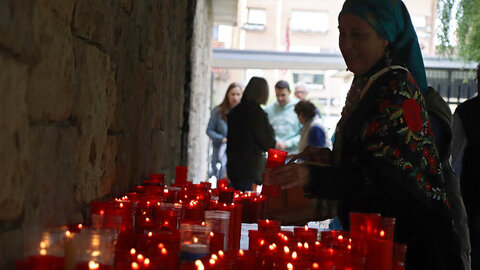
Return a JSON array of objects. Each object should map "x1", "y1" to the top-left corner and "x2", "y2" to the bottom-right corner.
[{"x1": 339, "y1": 0, "x2": 428, "y2": 93}]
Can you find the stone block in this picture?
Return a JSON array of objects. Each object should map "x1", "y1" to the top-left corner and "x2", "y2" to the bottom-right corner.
[
  {"x1": 71, "y1": 0, "x2": 116, "y2": 51},
  {"x1": 0, "y1": 55, "x2": 29, "y2": 221}
]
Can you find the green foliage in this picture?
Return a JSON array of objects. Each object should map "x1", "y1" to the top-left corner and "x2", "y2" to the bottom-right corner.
[{"x1": 437, "y1": 0, "x2": 480, "y2": 62}]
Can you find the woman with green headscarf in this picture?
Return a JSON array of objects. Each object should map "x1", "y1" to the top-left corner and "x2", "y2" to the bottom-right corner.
[{"x1": 269, "y1": 0, "x2": 465, "y2": 269}]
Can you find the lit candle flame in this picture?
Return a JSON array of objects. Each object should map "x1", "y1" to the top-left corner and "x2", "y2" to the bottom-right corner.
[
  {"x1": 297, "y1": 242, "x2": 302, "y2": 248},
  {"x1": 145, "y1": 218, "x2": 150, "y2": 222},
  {"x1": 239, "y1": 249, "x2": 244, "y2": 256},
  {"x1": 91, "y1": 251, "x2": 101, "y2": 257},
  {"x1": 338, "y1": 235, "x2": 343, "y2": 240},
  {"x1": 380, "y1": 230, "x2": 385, "y2": 238},
  {"x1": 305, "y1": 225, "x2": 308, "y2": 231},
  {"x1": 315, "y1": 241, "x2": 321, "y2": 246},
  {"x1": 218, "y1": 250, "x2": 224, "y2": 257},
  {"x1": 161, "y1": 248, "x2": 167, "y2": 255},
  {"x1": 284, "y1": 246, "x2": 290, "y2": 253},
  {"x1": 131, "y1": 262, "x2": 139, "y2": 270},
  {"x1": 40, "y1": 241, "x2": 47, "y2": 249},
  {"x1": 193, "y1": 236, "x2": 199, "y2": 243},
  {"x1": 100, "y1": 210, "x2": 105, "y2": 215},
  {"x1": 88, "y1": 261, "x2": 99, "y2": 270},
  {"x1": 78, "y1": 224, "x2": 83, "y2": 229},
  {"x1": 287, "y1": 263, "x2": 293, "y2": 270},
  {"x1": 148, "y1": 232, "x2": 153, "y2": 237},
  {"x1": 119, "y1": 203, "x2": 124, "y2": 208},
  {"x1": 130, "y1": 248, "x2": 136, "y2": 255},
  {"x1": 259, "y1": 240, "x2": 265, "y2": 245},
  {"x1": 40, "y1": 249, "x2": 47, "y2": 256},
  {"x1": 274, "y1": 154, "x2": 278, "y2": 158},
  {"x1": 137, "y1": 254, "x2": 144, "y2": 262},
  {"x1": 210, "y1": 232, "x2": 214, "y2": 237},
  {"x1": 195, "y1": 260, "x2": 204, "y2": 270},
  {"x1": 209, "y1": 259, "x2": 216, "y2": 265},
  {"x1": 211, "y1": 254, "x2": 218, "y2": 260},
  {"x1": 292, "y1": 251, "x2": 298, "y2": 259},
  {"x1": 312, "y1": 262, "x2": 320, "y2": 269},
  {"x1": 144, "y1": 258, "x2": 150, "y2": 265},
  {"x1": 158, "y1": 243, "x2": 164, "y2": 249},
  {"x1": 304, "y1": 243, "x2": 309, "y2": 249}
]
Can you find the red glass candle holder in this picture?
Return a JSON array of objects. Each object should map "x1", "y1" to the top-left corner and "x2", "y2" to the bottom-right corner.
[
  {"x1": 218, "y1": 187, "x2": 235, "y2": 204},
  {"x1": 217, "y1": 179, "x2": 229, "y2": 189},
  {"x1": 174, "y1": 166, "x2": 188, "y2": 187},
  {"x1": 149, "y1": 173, "x2": 165, "y2": 185},
  {"x1": 258, "y1": 219, "x2": 281, "y2": 232},
  {"x1": 368, "y1": 217, "x2": 395, "y2": 270},
  {"x1": 349, "y1": 212, "x2": 381, "y2": 257},
  {"x1": 266, "y1": 149, "x2": 288, "y2": 169},
  {"x1": 294, "y1": 226, "x2": 318, "y2": 244}
]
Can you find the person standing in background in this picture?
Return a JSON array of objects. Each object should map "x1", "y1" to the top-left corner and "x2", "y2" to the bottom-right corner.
[
  {"x1": 452, "y1": 63, "x2": 480, "y2": 270},
  {"x1": 265, "y1": 80, "x2": 302, "y2": 155},
  {"x1": 294, "y1": 81, "x2": 309, "y2": 100},
  {"x1": 206, "y1": 82, "x2": 243, "y2": 180},
  {"x1": 227, "y1": 77, "x2": 276, "y2": 192},
  {"x1": 294, "y1": 100, "x2": 331, "y2": 151}
]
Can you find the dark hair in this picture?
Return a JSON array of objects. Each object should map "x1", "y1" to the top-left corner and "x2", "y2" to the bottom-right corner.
[
  {"x1": 218, "y1": 82, "x2": 242, "y2": 121},
  {"x1": 275, "y1": 80, "x2": 290, "y2": 91},
  {"x1": 242, "y1": 77, "x2": 269, "y2": 105},
  {"x1": 294, "y1": 100, "x2": 317, "y2": 120}
]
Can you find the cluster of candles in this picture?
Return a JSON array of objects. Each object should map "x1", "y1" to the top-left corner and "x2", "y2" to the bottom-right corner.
[
  {"x1": 14, "y1": 151, "x2": 407, "y2": 270},
  {"x1": 15, "y1": 166, "x2": 268, "y2": 270}
]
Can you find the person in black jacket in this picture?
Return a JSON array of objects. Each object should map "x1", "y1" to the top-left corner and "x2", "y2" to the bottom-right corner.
[
  {"x1": 227, "y1": 77, "x2": 276, "y2": 192},
  {"x1": 452, "y1": 64, "x2": 480, "y2": 270}
]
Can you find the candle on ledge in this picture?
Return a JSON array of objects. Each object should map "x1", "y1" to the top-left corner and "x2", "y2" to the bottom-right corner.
[{"x1": 257, "y1": 219, "x2": 281, "y2": 232}]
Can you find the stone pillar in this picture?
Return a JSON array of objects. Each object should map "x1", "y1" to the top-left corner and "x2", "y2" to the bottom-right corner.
[{"x1": 187, "y1": 0, "x2": 213, "y2": 183}]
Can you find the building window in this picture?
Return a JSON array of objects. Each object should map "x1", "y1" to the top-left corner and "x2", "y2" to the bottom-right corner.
[
  {"x1": 243, "y1": 8, "x2": 266, "y2": 31},
  {"x1": 411, "y1": 16, "x2": 431, "y2": 38},
  {"x1": 290, "y1": 10, "x2": 328, "y2": 33},
  {"x1": 293, "y1": 72, "x2": 324, "y2": 87}
]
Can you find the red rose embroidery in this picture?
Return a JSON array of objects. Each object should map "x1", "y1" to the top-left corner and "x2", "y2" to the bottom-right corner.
[
  {"x1": 366, "y1": 121, "x2": 380, "y2": 136},
  {"x1": 393, "y1": 148, "x2": 401, "y2": 158},
  {"x1": 425, "y1": 182, "x2": 431, "y2": 191},
  {"x1": 416, "y1": 173, "x2": 422, "y2": 181},
  {"x1": 403, "y1": 98, "x2": 422, "y2": 132}
]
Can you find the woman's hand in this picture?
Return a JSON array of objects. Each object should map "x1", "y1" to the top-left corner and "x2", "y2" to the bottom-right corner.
[
  {"x1": 222, "y1": 137, "x2": 227, "y2": 143},
  {"x1": 269, "y1": 163, "x2": 310, "y2": 190}
]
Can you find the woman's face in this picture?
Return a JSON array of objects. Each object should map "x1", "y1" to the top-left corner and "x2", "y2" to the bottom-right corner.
[
  {"x1": 338, "y1": 14, "x2": 388, "y2": 75},
  {"x1": 297, "y1": 112, "x2": 306, "y2": 125},
  {"x1": 228, "y1": 87, "x2": 242, "y2": 108}
]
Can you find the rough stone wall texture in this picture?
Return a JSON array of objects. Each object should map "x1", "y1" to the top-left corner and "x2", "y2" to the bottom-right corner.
[
  {"x1": 187, "y1": 0, "x2": 213, "y2": 183},
  {"x1": 0, "y1": 0, "x2": 211, "y2": 267}
]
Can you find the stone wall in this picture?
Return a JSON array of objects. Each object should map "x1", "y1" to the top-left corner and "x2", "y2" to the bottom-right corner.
[{"x1": 0, "y1": 0, "x2": 211, "y2": 267}]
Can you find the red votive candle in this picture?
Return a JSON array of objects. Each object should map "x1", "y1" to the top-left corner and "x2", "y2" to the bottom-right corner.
[
  {"x1": 175, "y1": 166, "x2": 188, "y2": 187},
  {"x1": 218, "y1": 187, "x2": 235, "y2": 204},
  {"x1": 266, "y1": 148, "x2": 288, "y2": 169},
  {"x1": 183, "y1": 201, "x2": 205, "y2": 222},
  {"x1": 209, "y1": 232, "x2": 225, "y2": 253},
  {"x1": 369, "y1": 217, "x2": 395, "y2": 270},
  {"x1": 149, "y1": 173, "x2": 165, "y2": 185},
  {"x1": 258, "y1": 219, "x2": 281, "y2": 232},
  {"x1": 217, "y1": 179, "x2": 229, "y2": 189},
  {"x1": 349, "y1": 212, "x2": 380, "y2": 258},
  {"x1": 294, "y1": 225, "x2": 318, "y2": 244}
]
